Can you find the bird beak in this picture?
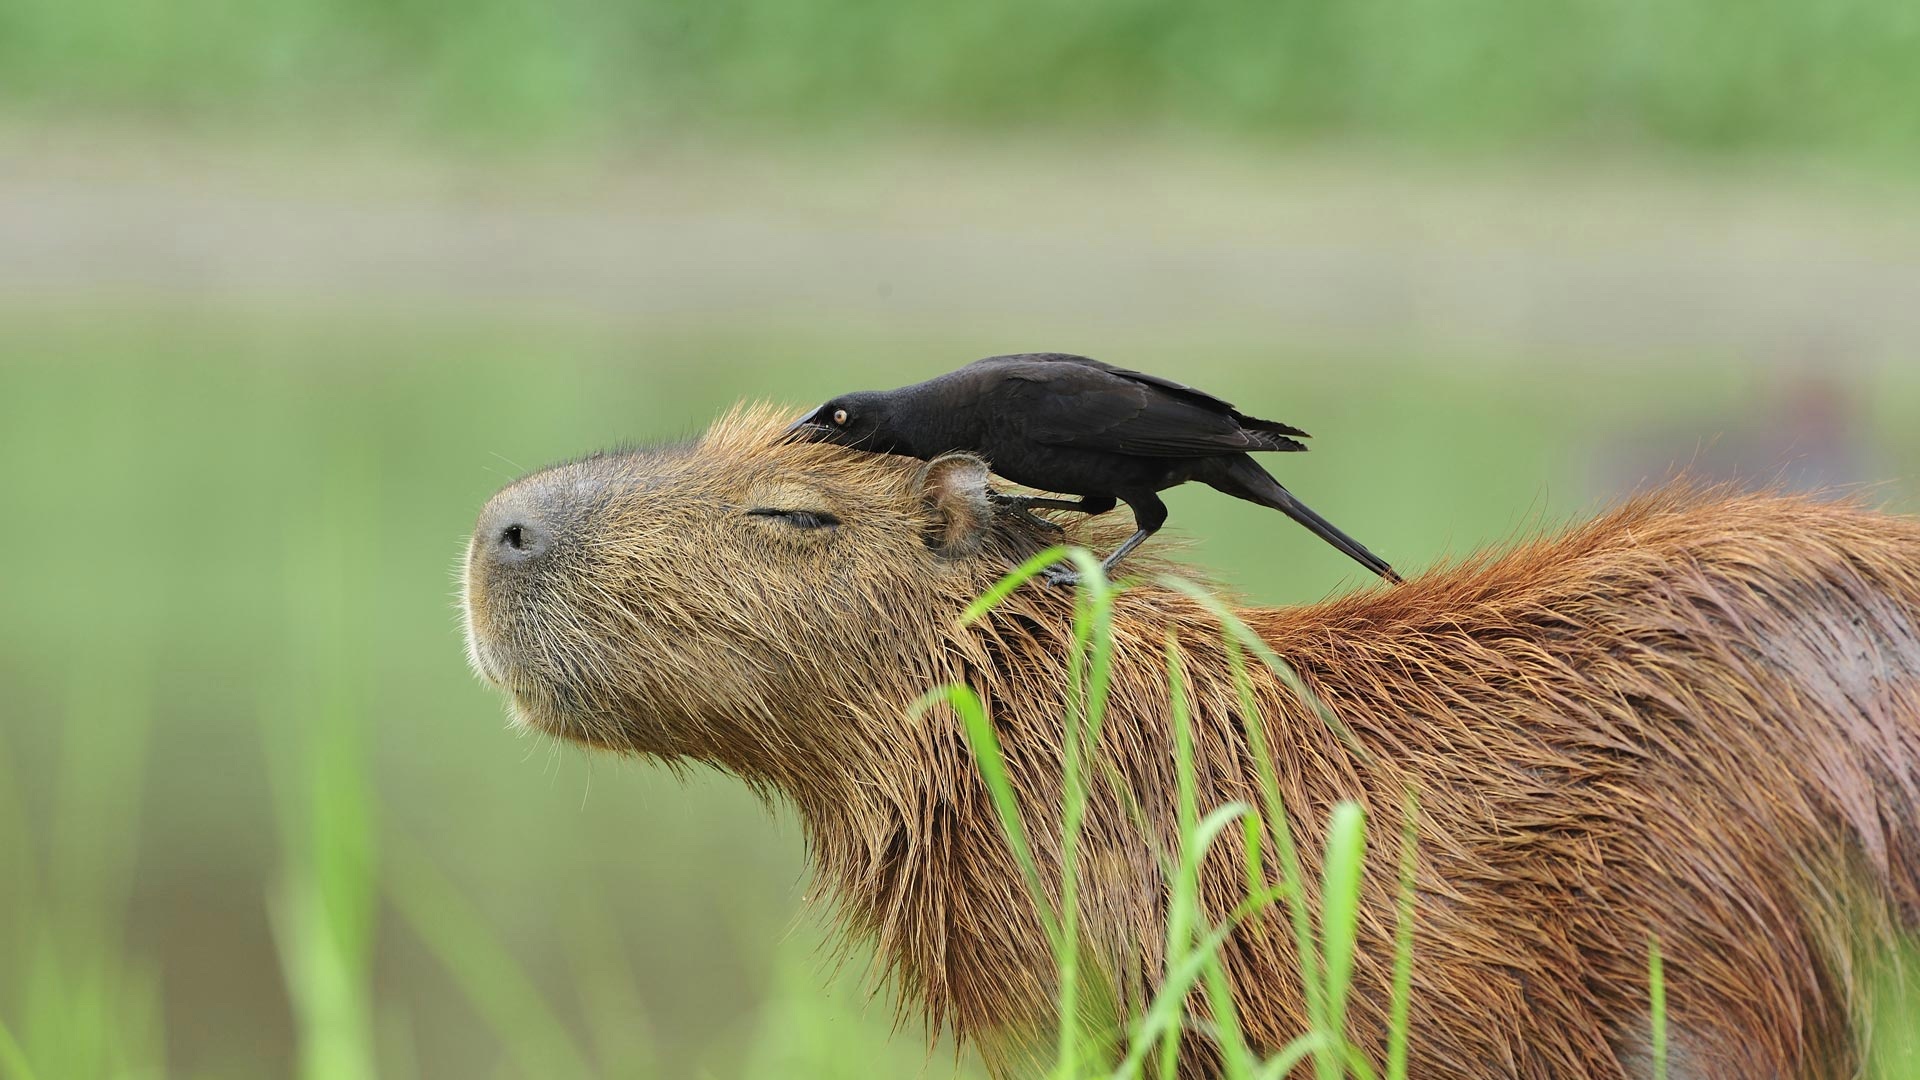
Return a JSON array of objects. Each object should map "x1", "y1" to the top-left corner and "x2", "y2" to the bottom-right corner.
[{"x1": 783, "y1": 416, "x2": 832, "y2": 443}]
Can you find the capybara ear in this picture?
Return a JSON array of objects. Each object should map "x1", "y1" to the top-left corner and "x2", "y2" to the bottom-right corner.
[{"x1": 916, "y1": 453, "x2": 994, "y2": 559}]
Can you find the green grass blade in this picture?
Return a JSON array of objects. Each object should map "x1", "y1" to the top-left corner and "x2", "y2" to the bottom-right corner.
[
  {"x1": 1649, "y1": 936, "x2": 1668, "y2": 1080},
  {"x1": 1119, "y1": 826, "x2": 1274, "y2": 1080},
  {"x1": 267, "y1": 469, "x2": 381, "y2": 1080},
  {"x1": 22, "y1": 655, "x2": 164, "y2": 1080},
  {"x1": 0, "y1": 1015, "x2": 39, "y2": 1080},
  {"x1": 1318, "y1": 803, "x2": 1367, "y2": 1077},
  {"x1": 1386, "y1": 795, "x2": 1419, "y2": 1080},
  {"x1": 1058, "y1": 564, "x2": 1093, "y2": 1069},
  {"x1": 1115, "y1": 895, "x2": 1278, "y2": 1079},
  {"x1": 1056, "y1": 551, "x2": 1118, "y2": 1075},
  {"x1": 48, "y1": 663, "x2": 153, "y2": 957},
  {"x1": 1157, "y1": 635, "x2": 1255, "y2": 1080},
  {"x1": 1063, "y1": 547, "x2": 1117, "y2": 607},
  {"x1": 916, "y1": 685, "x2": 1059, "y2": 948},
  {"x1": 0, "y1": 724, "x2": 35, "y2": 935},
  {"x1": 1222, "y1": 638, "x2": 1325, "y2": 1034},
  {"x1": 269, "y1": 725, "x2": 379, "y2": 1080},
  {"x1": 384, "y1": 839, "x2": 596, "y2": 1080},
  {"x1": 266, "y1": 876, "x2": 378, "y2": 1080},
  {"x1": 1240, "y1": 811, "x2": 1266, "y2": 929},
  {"x1": 1158, "y1": 637, "x2": 1198, "y2": 1080},
  {"x1": 1194, "y1": 850, "x2": 1255, "y2": 1080},
  {"x1": 959, "y1": 545, "x2": 1072, "y2": 624},
  {"x1": 561, "y1": 895, "x2": 658, "y2": 1077},
  {"x1": 1339, "y1": 1044, "x2": 1381, "y2": 1080},
  {"x1": 1186, "y1": 806, "x2": 1255, "y2": 873},
  {"x1": 1255, "y1": 1033, "x2": 1330, "y2": 1080},
  {"x1": 1158, "y1": 576, "x2": 1363, "y2": 758},
  {"x1": 952, "y1": 549, "x2": 1125, "y2": 1073},
  {"x1": 1859, "y1": 933, "x2": 1920, "y2": 1079}
]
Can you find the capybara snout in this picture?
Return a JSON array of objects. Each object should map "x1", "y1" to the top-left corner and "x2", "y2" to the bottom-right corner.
[
  {"x1": 461, "y1": 413, "x2": 1071, "y2": 750},
  {"x1": 469, "y1": 449, "x2": 635, "y2": 579}
]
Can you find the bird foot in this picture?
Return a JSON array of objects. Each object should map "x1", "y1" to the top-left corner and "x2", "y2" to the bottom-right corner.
[
  {"x1": 1017, "y1": 509, "x2": 1065, "y2": 534},
  {"x1": 988, "y1": 490, "x2": 1066, "y2": 534},
  {"x1": 1040, "y1": 564, "x2": 1080, "y2": 588}
]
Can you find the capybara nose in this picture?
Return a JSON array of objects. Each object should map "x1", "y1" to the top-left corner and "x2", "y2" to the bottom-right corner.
[{"x1": 477, "y1": 495, "x2": 552, "y2": 570}]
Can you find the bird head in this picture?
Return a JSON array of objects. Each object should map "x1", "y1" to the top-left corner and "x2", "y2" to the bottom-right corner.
[{"x1": 784, "y1": 392, "x2": 913, "y2": 455}]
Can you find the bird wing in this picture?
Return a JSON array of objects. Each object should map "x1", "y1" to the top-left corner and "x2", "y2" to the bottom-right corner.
[
  {"x1": 1006, "y1": 353, "x2": 1248, "y2": 414},
  {"x1": 991, "y1": 358, "x2": 1310, "y2": 457}
]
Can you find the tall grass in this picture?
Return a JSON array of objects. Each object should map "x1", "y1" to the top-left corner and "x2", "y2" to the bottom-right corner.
[
  {"x1": 0, "y1": 364, "x2": 165, "y2": 1080},
  {"x1": 941, "y1": 552, "x2": 1792, "y2": 1078},
  {"x1": 1857, "y1": 930, "x2": 1920, "y2": 1079},
  {"x1": 1648, "y1": 937, "x2": 1668, "y2": 1080},
  {"x1": 0, "y1": 668, "x2": 165, "y2": 1080},
  {"x1": 265, "y1": 443, "x2": 385, "y2": 1080},
  {"x1": 942, "y1": 549, "x2": 1420, "y2": 1078},
  {"x1": 382, "y1": 837, "x2": 597, "y2": 1080}
]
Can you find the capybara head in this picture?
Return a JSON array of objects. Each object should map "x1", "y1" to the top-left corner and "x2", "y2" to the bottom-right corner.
[{"x1": 462, "y1": 403, "x2": 1068, "y2": 762}]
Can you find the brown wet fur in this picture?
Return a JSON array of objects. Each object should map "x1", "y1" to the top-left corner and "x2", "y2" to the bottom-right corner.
[{"x1": 463, "y1": 403, "x2": 1920, "y2": 1079}]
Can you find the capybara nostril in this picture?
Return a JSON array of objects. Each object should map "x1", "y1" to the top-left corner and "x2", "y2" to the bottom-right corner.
[
  {"x1": 476, "y1": 495, "x2": 553, "y2": 570},
  {"x1": 496, "y1": 520, "x2": 543, "y2": 559}
]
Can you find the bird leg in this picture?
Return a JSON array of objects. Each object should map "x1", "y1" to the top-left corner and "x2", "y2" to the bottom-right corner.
[
  {"x1": 1042, "y1": 494, "x2": 1164, "y2": 587},
  {"x1": 988, "y1": 491, "x2": 1115, "y2": 533},
  {"x1": 990, "y1": 492, "x2": 1108, "y2": 514}
]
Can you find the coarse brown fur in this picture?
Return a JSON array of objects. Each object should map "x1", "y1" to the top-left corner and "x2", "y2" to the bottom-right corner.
[{"x1": 463, "y1": 403, "x2": 1920, "y2": 1079}]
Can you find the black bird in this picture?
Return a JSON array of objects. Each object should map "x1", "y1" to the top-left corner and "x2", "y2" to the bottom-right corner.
[{"x1": 787, "y1": 353, "x2": 1402, "y2": 584}]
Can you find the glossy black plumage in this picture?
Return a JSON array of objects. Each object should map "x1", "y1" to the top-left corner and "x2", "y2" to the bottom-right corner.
[{"x1": 789, "y1": 353, "x2": 1401, "y2": 583}]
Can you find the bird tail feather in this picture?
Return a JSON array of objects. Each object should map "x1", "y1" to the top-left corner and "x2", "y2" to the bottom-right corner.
[
  {"x1": 1239, "y1": 414, "x2": 1312, "y2": 448},
  {"x1": 1244, "y1": 429, "x2": 1309, "y2": 453},
  {"x1": 1209, "y1": 456, "x2": 1403, "y2": 583}
]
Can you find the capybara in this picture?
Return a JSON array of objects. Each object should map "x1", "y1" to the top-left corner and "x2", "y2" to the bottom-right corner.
[{"x1": 462, "y1": 403, "x2": 1920, "y2": 1079}]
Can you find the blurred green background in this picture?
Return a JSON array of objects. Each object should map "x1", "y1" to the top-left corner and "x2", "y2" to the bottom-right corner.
[{"x1": 3, "y1": 3, "x2": 1919, "y2": 1078}]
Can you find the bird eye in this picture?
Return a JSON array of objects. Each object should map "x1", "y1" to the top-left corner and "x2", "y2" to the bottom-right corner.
[
  {"x1": 832, "y1": 409, "x2": 849, "y2": 425},
  {"x1": 746, "y1": 508, "x2": 841, "y2": 530}
]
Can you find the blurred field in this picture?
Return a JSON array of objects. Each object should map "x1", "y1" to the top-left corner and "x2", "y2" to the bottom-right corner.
[
  {"x1": 8, "y1": 135, "x2": 1920, "y2": 364},
  {"x1": 0, "y1": 304, "x2": 1916, "y2": 1075},
  {"x1": 2, "y1": 0, "x2": 1919, "y2": 161}
]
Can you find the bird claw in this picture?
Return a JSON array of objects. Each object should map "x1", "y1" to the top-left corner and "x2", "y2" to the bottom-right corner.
[
  {"x1": 1040, "y1": 564, "x2": 1081, "y2": 588},
  {"x1": 988, "y1": 490, "x2": 1065, "y2": 533},
  {"x1": 1018, "y1": 509, "x2": 1065, "y2": 534}
]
